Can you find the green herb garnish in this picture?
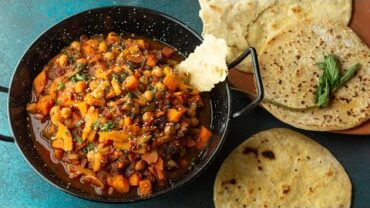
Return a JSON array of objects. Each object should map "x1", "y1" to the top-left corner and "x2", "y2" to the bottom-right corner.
[
  {"x1": 112, "y1": 72, "x2": 128, "y2": 83},
  {"x1": 75, "y1": 119, "x2": 84, "y2": 127},
  {"x1": 255, "y1": 54, "x2": 360, "y2": 111},
  {"x1": 74, "y1": 137, "x2": 83, "y2": 144},
  {"x1": 77, "y1": 63, "x2": 86, "y2": 71},
  {"x1": 83, "y1": 143, "x2": 95, "y2": 153},
  {"x1": 315, "y1": 54, "x2": 360, "y2": 108},
  {"x1": 71, "y1": 72, "x2": 88, "y2": 83},
  {"x1": 126, "y1": 92, "x2": 133, "y2": 98},
  {"x1": 91, "y1": 120, "x2": 100, "y2": 130},
  {"x1": 142, "y1": 103, "x2": 155, "y2": 112},
  {"x1": 68, "y1": 55, "x2": 75, "y2": 65},
  {"x1": 112, "y1": 73, "x2": 121, "y2": 82},
  {"x1": 100, "y1": 120, "x2": 115, "y2": 132},
  {"x1": 57, "y1": 82, "x2": 65, "y2": 90}
]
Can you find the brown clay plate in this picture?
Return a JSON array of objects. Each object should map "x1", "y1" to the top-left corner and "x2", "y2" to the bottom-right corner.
[{"x1": 228, "y1": 0, "x2": 370, "y2": 135}]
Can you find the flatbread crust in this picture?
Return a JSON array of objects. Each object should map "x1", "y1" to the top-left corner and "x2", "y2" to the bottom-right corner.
[
  {"x1": 199, "y1": 0, "x2": 352, "y2": 72},
  {"x1": 259, "y1": 19, "x2": 370, "y2": 131},
  {"x1": 214, "y1": 128, "x2": 352, "y2": 208}
]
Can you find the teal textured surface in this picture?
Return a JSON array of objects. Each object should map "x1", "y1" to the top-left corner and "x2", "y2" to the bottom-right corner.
[{"x1": 1, "y1": 0, "x2": 369, "y2": 208}]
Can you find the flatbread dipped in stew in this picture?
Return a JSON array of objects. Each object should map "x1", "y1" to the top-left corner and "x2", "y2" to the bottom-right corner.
[{"x1": 26, "y1": 32, "x2": 212, "y2": 196}]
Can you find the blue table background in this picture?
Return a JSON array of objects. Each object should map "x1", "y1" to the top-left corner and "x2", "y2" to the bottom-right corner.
[{"x1": 1, "y1": 1, "x2": 369, "y2": 208}]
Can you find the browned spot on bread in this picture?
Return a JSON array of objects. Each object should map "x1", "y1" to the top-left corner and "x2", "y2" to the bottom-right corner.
[
  {"x1": 221, "y1": 178, "x2": 236, "y2": 186},
  {"x1": 262, "y1": 150, "x2": 275, "y2": 159},
  {"x1": 243, "y1": 146, "x2": 258, "y2": 157},
  {"x1": 282, "y1": 185, "x2": 291, "y2": 194}
]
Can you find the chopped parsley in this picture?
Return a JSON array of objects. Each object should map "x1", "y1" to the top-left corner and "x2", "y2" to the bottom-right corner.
[
  {"x1": 126, "y1": 92, "x2": 134, "y2": 98},
  {"x1": 68, "y1": 55, "x2": 75, "y2": 65},
  {"x1": 73, "y1": 137, "x2": 83, "y2": 144},
  {"x1": 83, "y1": 143, "x2": 95, "y2": 153},
  {"x1": 100, "y1": 120, "x2": 115, "y2": 132},
  {"x1": 91, "y1": 121, "x2": 100, "y2": 130},
  {"x1": 112, "y1": 72, "x2": 128, "y2": 83},
  {"x1": 71, "y1": 72, "x2": 88, "y2": 83},
  {"x1": 57, "y1": 82, "x2": 65, "y2": 90},
  {"x1": 75, "y1": 119, "x2": 84, "y2": 127},
  {"x1": 77, "y1": 63, "x2": 86, "y2": 71}
]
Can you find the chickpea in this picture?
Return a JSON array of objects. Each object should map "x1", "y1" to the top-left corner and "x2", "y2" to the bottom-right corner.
[
  {"x1": 104, "y1": 52, "x2": 115, "y2": 61},
  {"x1": 50, "y1": 106, "x2": 61, "y2": 125},
  {"x1": 113, "y1": 66, "x2": 123, "y2": 73},
  {"x1": 61, "y1": 107, "x2": 72, "y2": 119},
  {"x1": 89, "y1": 80, "x2": 99, "y2": 90},
  {"x1": 155, "y1": 82, "x2": 165, "y2": 92},
  {"x1": 152, "y1": 66, "x2": 164, "y2": 77},
  {"x1": 164, "y1": 124, "x2": 176, "y2": 136},
  {"x1": 76, "y1": 58, "x2": 88, "y2": 65},
  {"x1": 74, "y1": 81, "x2": 87, "y2": 93},
  {"x1": 98, "y1": 42, "x2": 108, "y2": 53},
  {"x1": 142, "y1": 112, "x2": 154, "y2": 122},
  {"x1": 143, "y1": 70, "x2": 151, "y2": 77},
  {"x1": 122, "y1": 103, "x2": 132, "y2": 111},
  {"x1": 135, "y1": 160, "x2": 146, "y2": 171},
  {"x1": 71, "y1": 41, "x2": 80, "y2": 50},
  {"x1": 107, "y1": 32, "x2": 120, "y2": 43},
  {"x1": 139, "y1": 76, "x2": 148, "y2": 85},
  {"x1": 67, "y1": 152, "x2": 79, "y2": 160},
  {"x1": 63, "y1": 118, "x2": 73, "y2": 128},
  {"x1": 92, "y1": 88, "x2": 104, "y2": 99},
  {"x1": 58, "y1": 54, "x2": 68, "y2": 66},
  {"x1": 143, "y1": 91, "x2": 153, "y2": 101}
]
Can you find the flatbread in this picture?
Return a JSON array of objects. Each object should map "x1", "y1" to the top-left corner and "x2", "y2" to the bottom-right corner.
[
  {"x1": 199, "y1": 0, "x2": 274, "y2": 71},
  {"x1": 214, "y1": 128, "x2": 352, "y2": 208},
  {"x1": 259, "y1": 19, "x2": 370, "y2": 131},
  {"x1": 247, "y1": 0, "x2": 352, "y2": 60},
  {"x1": 199, "y1": 0, "x2": 352, "y2": 72},
  {"x1": 176, "y1": 35, "x2": 228, "y2": 92}
]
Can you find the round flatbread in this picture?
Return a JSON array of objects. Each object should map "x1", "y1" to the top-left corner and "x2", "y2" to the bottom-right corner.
[
  {"x1": 259, "y1": 19, "x2": 370, "y2": 131},
  {"x1": 214, "y1": 128, "x2": 352, "y2": 208},
  {"x1": 199, "y1": 0, "x2": 353, "y2": 72}
]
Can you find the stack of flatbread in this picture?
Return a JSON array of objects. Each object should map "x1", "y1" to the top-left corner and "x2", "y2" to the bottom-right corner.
[
  {"x1": 200, "y1": 0, "x2": 370, "y2": 131},
  {"x1": 200, "y1": 0, "x2": 352, "y2": 73}
]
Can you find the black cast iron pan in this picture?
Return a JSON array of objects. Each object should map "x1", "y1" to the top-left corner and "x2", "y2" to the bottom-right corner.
[{"x1": 0, "y1": 6, "x2": 263, "y2": 202}]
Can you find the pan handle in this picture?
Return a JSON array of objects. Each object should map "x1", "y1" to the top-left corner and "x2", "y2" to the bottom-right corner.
[
  {"x1": 0, "y1": 86, "x2": 14, "y2": 142},
  {"x1": 227, "y1": 47, "x2": 264, "y2": 118}
]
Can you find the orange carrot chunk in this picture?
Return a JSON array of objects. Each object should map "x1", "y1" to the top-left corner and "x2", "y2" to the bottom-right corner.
[
  {"x1": 142, "y1": 151, "x2": 159, "y2": 164},
  {"x1": 167, "y1": 108, "x2": 183, "y2": 123},
  {"x1": 154, "y1": 157, "x2": 164, "y2": 171},
  {"x1": 34, "y1": 70, "x2": 48, "y2": 96},
  {"x1": 124, "y1": 75, "x2": 139, "y2": 91},
  {"x1": 129, "y1": 173, "x2": 141, "y2": 186},
  {"x1": 111, "y1": 175, "x2": 130, "y2": 193},
  {"x1": 139, "y1": 179, "x2": 152, "y2": 196},
  {"x1": 37, "y1": 95, "x2": 54, "y2": 116},
  {"x1": 163, "y1": 74, "x2": 178, "y2": 92},
  {"x1": 146, "y1": 55, "x2": 157, "y2": 67},
  {"x1": 196, "y1": 126, "x2": 212, "y2": 149}
]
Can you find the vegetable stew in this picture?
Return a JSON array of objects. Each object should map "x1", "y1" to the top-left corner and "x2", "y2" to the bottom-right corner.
[{"x1": 27, "y1": 32, "x2": 212, "y2": 196}]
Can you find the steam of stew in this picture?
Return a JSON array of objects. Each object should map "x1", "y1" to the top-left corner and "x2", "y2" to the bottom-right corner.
[{"x1": 26, "y1": 32, "x2": 212, "y2": 196}]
